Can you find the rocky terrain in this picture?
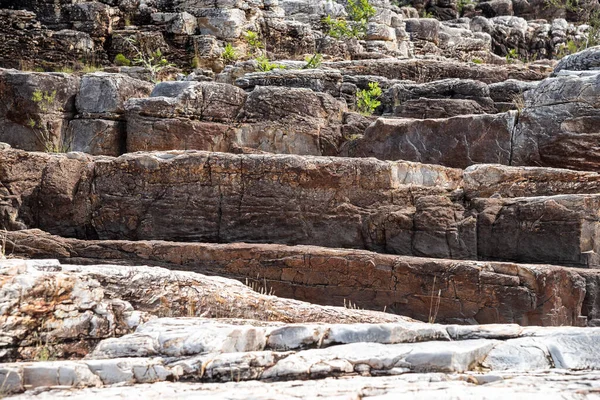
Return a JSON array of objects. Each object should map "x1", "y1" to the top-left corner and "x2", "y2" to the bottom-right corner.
[{"x1": 2, "y1": 0, "x2": 600, "y2": 397}]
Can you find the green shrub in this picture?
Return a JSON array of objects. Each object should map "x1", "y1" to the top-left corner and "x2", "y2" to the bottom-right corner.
[
  {"x1": 356, "y1": 82, "x2": 382, "y2": 115},
  {"x1": 323, "y1": 0, "x2": 376, "y2": 39},
  {"x1": 221, "y1": 43, "x2": 238, "y2": 64},
  {"x1": 114, "y1": 53, "x2": 132, "y2": 66},
  {"x1": 123, "y1": 37, "x2": 174, "y2": 82},
  {"x1": 505, "y1": 48, "x2": 519, "y2": 64},
  {"x1": 302, "y1": 53, "x2": 323, "y2": 69},
  {"x1": 244, "y1": 30, "x2": 264, "y2": 55},
  {"x1": 255, "y1": 55, "x2": 285, "y2": 72},
  {"x1": 471, "y1": 57, "x2": 483, "y2": 64}
]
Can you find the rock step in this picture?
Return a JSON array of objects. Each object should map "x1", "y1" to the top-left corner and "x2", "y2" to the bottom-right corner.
[
  {"x1": 8, "y1": 371, "x2": 600, "y2": 399},
  {"x1": 2, "y1": 66, "x2": 600, "y2": 173},
  {"x1": 1, "y1": 315, "x2": 599, "y2": 395},
  {"x1": 6, "y1": 230, "x2": 600, "y2": 327},
  {"x1": 0, "y1": 258, "x2": 408, "y2": 362},
  {"x1": 4, "y1": 148, "x2": 600, "y2": 267}
]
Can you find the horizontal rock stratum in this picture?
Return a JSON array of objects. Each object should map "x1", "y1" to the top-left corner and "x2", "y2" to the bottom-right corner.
[
  {"x1": 3, "y1": 147, "x2": 600, "y2": 268},
  {"x1": 1, "y1": 259, "x2": 600, "y2": 397},
  {"x1": 4, "y1": 230, "x2": 600, "y2": 327}
]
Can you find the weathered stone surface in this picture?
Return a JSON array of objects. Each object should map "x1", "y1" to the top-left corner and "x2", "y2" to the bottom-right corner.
[
  {"x1": 76, "y1": 72, "x2": 153, "y2": 117},
  {"x1": 4, "y1": 230, "x2": 595, "y2": 327},
  {"x1": 68, "y1": 119, "x2": 125, "y2": 156},
  {"x1": 553, "y1": 45, "x2": 600, "y2": 74},
  {"x1": 512, "y1": 71, "x2": 600, "y2": 171},
  {"x1": 0, "y1": 148, "x2": 470, "y2": 259},
  {"x1": 1, "y1": 256, "x2": 413, "y2": 362},
  {"x1": 464, "y1": 164, "x2": 600, "y2": 198},
  {"x1": 0, "y1": 69, "x2": 80, "y2": 152},
  {"x1": 382, "y1": 78, "x2": 496, "y2": 117},
  {"x1": 346, "y1": 113, "x2": 515, "y2": 169},
  {"x1": 325, "y1": 59, "x2": 548, "y2": 84},
  {"x1": 3, "y1": 308, "x2": 600, "y2": 395},
  {"x1": 0, "y1": 259, "x2": 151, "y2": 361},
  {"x1": 234, "y1": 69, "x2": 343, "y2": 97},
  {"x1": 475, "y1": 195, "x2": 600, "y2": 268},
  {"x1": 8, "y1": 370, "x2": 600, "y2": 399}
]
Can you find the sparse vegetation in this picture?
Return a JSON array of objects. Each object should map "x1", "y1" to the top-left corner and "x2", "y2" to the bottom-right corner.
[
  {"x1": 255, "y1": 55, "x2": 285, "y2": 72},
  {"x1": 114, "y1": 53, "x2": 132, "y2": 66},
  {"x1": 428, "y1": 276, "x2": 441, "y2": 324},
  {"x1": 323, "y1": 0, "x2": 376, "y2": 39},
  {"x1": 302, "y1": 53, "x2": 323, "y2": 69},
  {"x1": 54, "y1": 66, "x2": 74, "y2": 73},
  {"x1": 221, "y1": 43, "x2": 238, "y2": 64},
  {"x1": 244, "y1": 30, "x2": 264, "y2": 56},
  {"x1": 420, "y1": 9, "x2": 434, "y2": 18},
  {"x1": 123, "y1": 36, "x2": 174, "y2": 82},
  {"x1": 356, "y1": 82, "x2": 382, "y2": 115},
  {"x1": 471, "y1": 57, "x2": 483, "y2": 64},
  {"x1": 28, "y1": 90, "x2": 72, "y2": 153},
  {"x1": 505, "y1": 48, "x2": 519, "y2": 64},
  {"x1": 245, "y1": 276, "x2": 275, "y2": 296}
]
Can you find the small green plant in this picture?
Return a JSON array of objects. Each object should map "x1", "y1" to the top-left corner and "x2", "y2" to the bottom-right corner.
[
  {"x1": 81, "y1": 64, "x2": 102, "y2": 73},
  {"x1": 54, "y1": 66, "x2": 74, "y2": 73},
  {"x1": 123, "y1": 36, "x2": 174, "y2": 82},
  {"x1": 221, "y1": 43, "x2": 238, "y2": 64},
  {"x1": 356, "y1": 82, "x2": 382, "y2": 115},
  {"x1": 114, "y1": 53, "x2": 132, "y2": 66},
  {"x1": 420, "y1": 9, "x2": 435, "y2": 18},
  {"x1": 29, "y1": 90, "x2": 72, "y2": 152},
  {"x1": 244, "y1": 30, "x2": 264, "y2": 55},
  {"x1": 32, "y1": 90, "x2": 56, "y2": 112},
  {"x1": 471, "y1": 57, "x2": 483, "y2": 64},
  {"x1": 322, "y1": 15, "x2": 356, "y2": 39},
  {"x1": 302, "y1": 53, "x2": 323, "y2": 69},
  {"x1": 323, "y1": 0, "x2": 376, "y2": 39},
  {"x1": 255, "y1": 55, "x2": 285, "y2": 72},
  {"x1": 505, "y1": 48, "x2": 519, "y2": 64}
]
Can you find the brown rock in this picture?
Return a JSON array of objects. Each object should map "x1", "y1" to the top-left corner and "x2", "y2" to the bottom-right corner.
[
  {"x1": 345, "y1": 113, "x2": 515, "y2": 169},
  {"x1": 4, "y1": 229, "x2": 593, "y2": 327}
]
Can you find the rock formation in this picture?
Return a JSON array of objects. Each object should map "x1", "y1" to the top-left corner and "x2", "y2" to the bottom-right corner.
[{"x1": 2, "y1": 0, "x2": 600, "y2": 397}]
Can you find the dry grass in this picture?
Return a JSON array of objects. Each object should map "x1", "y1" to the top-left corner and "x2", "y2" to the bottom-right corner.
[{"x1": 428, "y1": 276, "x2": 441, "y2": 324}]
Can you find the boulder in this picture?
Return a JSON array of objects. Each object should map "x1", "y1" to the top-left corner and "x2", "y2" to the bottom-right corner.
[
  {"x1": 511, "y1": 71, "x2": 600, "y2": 171},
  {"x1": 345, "y1": 112, "x2": 516, "y2": 169},
  {"x1": 0, "y1": 70, "x2": 80, "y2": 152}
]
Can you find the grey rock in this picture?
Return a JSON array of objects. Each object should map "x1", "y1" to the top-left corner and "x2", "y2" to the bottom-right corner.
[{"x1": 76, "y1": 72, "x2": 153, "y2": 117}]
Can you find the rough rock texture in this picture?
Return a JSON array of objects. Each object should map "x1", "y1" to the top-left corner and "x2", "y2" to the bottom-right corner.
[
  {"x1": 512, "y1": 70, "x2": 600, "y2": 171},
  {"x1": 125, "y1": 82, "x2": 347, "y2": 156},
  {"x1": 345, "y1": 112, "x2": 516, "y2": 169},
  {"x1": 4, "y1": 230, "x2": 597, "y2": 327},
  {"x1": 9, "y1": 371, "x2": 600, "y2": 399},
  {"x1": 5, "y1": 147, "x2": 600, "y2": 269},
  {"x1": 1, "y1": 148, "x2": 474, "y2": 260},
  {"x1": 1, "y1": 303, "x2": 600, "y2": 395},
  {"x1": 0, "y1": 258, "x2": 410, "y2": 362},
  {"x1": 0, "y1": 70, "x2": 80, "y2": 152}
]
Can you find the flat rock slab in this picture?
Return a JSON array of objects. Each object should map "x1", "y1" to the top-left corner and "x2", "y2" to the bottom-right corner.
[
  {"x1": 2, "y1": 314, "x2": 600, "y2": 395},
  {"x1": 9, "y1": 371, "x2": 600, "y2": 400},
  {"x1": 0, "y1": 257, "x2": 411, "y2": 361},
  {"x1": 4, "y1": 231, "x2": 596, "y2": 326},
  {"x1": 345, "y1": 113, "x2": 516, "y2": 169},
  {"x1": 4, "y1": 148, "x2": 600, "y2": 267}
]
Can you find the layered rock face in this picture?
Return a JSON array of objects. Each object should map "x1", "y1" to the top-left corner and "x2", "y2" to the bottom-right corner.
[
  {"x1": 1, "y1": 258, "x2": 600, "y2": 397},
  {"x1": 3, "y1": 0, "x2": 600, "y2": 397}
]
